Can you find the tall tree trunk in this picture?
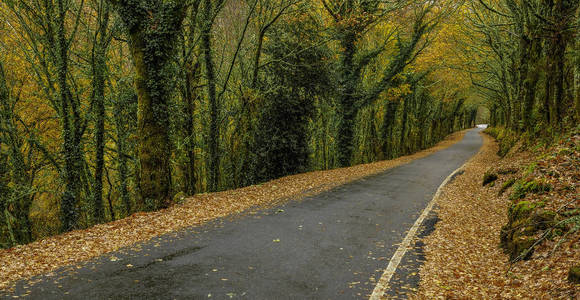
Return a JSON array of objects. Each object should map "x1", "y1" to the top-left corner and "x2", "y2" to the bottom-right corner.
[
  {"x1": 515, "y1": 33, "x2": 531, "y2": 132},
  {"x1": 113, "y1": 0, "x2": 185, "y2": 210},
  {"x1": 56, "y1": 0, "x2": 81, "y2": 232},
  {"x1": 92, "y1": 52, "x2": 106, "y2": 223},
  {"x1": 116, "y1": 133, "x2": 131, "y2": 216},
  {"x1": 91, "y1": 2, "x2": 110, "y2": 223},
  {"x1": 113, "y1": 86, "x2": 133, "y2": 216},
  {"x1": 552, "y1": 31, "x2": 566, "y2": 127},
  {"x1": 336, "y1": 32, "x2": 358, "y2": 167},
  {"x1": 202, "y1": 0, "x2": 219, "y2": 192},
  {"x1": 522, "y1": 36, "x2": 541, "y2": 130},
  {"x1": 130, "y1": 35, "x2": 172, "y2": 209},
  {"x1": 183, "y1": 60, "x2": 199, "y2": 195},
  {"x1": 399, "y1": 96, "x2": 410, "y2": 155}
]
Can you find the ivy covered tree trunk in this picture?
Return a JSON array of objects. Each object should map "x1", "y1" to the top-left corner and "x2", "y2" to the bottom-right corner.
[
  {"x1": 550, "y1": 8, "x2": 566, "y2": 127},
  {"x1": 112, "y1": 0, "x2": 185, "y2": 210},
  {"x1": 202, "y1": 0, "x2": 220, "y2": 192},
  {"x1": 552, "y1": 37, "x2": 565, "y2": 127},
  {"x1": 0, "y1": 152, "x2": 8, "y2": 246},
  {"x1": 92, "y1": 48, "x2": 106, "y2": 223},
  {"x1": 91, "y1": 1, "x2": 111, "y2": 223},
  {"x1": 336, "y1": 33, "x2": 358, "y2": 167},
  {"x1": 253, "y1": 88, "x2": 313, "y2": 182},
  {"x1": 56, "y1": 0, "x2": 83, "y2": 232},
  {"x1": 113, "y1": 80, "x2": 137, "y2": 217},
  {"x1": 251, "y1": 13, "x2": 330, "y2": 183},
  {"x1": 544, "y1": 0, "x2": 575, "y2": 128},
  {"x1": 182, "y1": 60, "x2": 199, "y2": 195},
  {"x1": 522, "y1": 37, "x2": 541, "y2": 130}
]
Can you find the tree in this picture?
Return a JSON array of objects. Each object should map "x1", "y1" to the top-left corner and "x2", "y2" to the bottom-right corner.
[
  {"x1": 90, "y1": 0, "x2": 114, "y2": 223},
  {"x1": 468, "y1": 0, "x2": 578, "y2": 132},
  {"x1": 110, "y1": 0, "x2": 186, "y2": 210},
  {"x1": 200, "y1": 0, "x2": 221, "y2": 192},
  {"x1": 321, "y1": 0, "x2": 439, "y2": 166},
  {"x1": 177, "y1": 0, "x2": 202, "y2": 196},
  {"x1": 251, "y1": 12, "x2": 331, "y2": 182},
  {"x1": 0, "y1": 60, "x2": 34, "y2": 245}
]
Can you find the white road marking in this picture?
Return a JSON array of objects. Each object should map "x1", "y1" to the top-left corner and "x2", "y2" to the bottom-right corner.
[{"x1": 369, "y1": 158, "x2": 474, "y2": 300}]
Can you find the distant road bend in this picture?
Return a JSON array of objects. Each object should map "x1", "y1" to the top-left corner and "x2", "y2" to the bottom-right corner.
[{"x1": 8, "y1": 128, "x2": 484, "y2": 299}]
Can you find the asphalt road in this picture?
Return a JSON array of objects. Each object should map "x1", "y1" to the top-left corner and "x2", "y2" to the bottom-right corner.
[{"x1": 5, "y1": 129, "x2": 483, "y2": 300}]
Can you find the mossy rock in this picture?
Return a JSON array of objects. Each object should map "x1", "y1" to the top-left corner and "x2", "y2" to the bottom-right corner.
[
  {"x1": 483, "y1": 172, "x2": 498, "y2": 186},
  {"x1": 499, "y1": 178, "x2": 516, "y2": 195},
  {"x1": 508, "y1": 201, "x2": 544, "y2": 223},
  {"x1": 501, "y1": 202, "x2": 553, "y2": 259},
  {"x1": 500, "y1": 224, "x2": 510, "y2": 249},
  {"x1": 568, "y1": 266, "x2": 580, "y2": 284},
  {"x1": 509, "y1": 235, "x2": 535, "y2": 260},
  {"x1": 509, "y1": 179, "x2": 552, "y2": 200},
  {"x1": 530, "y1": 209, "x2": 556, "y2": 231}
]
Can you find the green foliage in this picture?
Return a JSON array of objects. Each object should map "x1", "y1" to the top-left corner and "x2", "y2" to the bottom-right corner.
[
  {"x1": 523, "y1": 163, "x2": 537, "y2": 177},
  {"x1": 250, "y1": 16, "x2": 332, "y2": 183},
  {"x1": 472, "y1": 0, "x2": 579, "y2": 133}
]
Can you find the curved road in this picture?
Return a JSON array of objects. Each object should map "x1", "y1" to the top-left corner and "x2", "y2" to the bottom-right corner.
[{"x1": 5, "y1": 129, "x2": 483, "y2": 299}]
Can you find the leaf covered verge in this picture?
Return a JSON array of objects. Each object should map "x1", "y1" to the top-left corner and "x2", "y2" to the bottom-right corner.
[{"x1": 412, "y1": 131, "x2": 579, "y2": 299}]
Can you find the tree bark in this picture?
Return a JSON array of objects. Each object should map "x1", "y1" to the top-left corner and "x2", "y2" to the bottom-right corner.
[
  {"x1": 91, "y1": 2, "x2": 110, "y2": 223},
  {"x1": 202, "y1": 0, "x2": 219, "y2": 192},
  {"x1": 336, "y1": 32, "x2": 358, "y2": 167},
  {"x1": 56, "y1": 0, "x2": 82, "y2": 232},
  {"x1": 183, "y1": 60, "x2": 199, "y2": 195},
  {"x1": 113, "y1": 0, "x2": 185, "y2": 210}
]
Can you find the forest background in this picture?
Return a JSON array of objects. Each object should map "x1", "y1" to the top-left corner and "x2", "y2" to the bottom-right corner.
[{"x1": 0, "y1": 0, "x2": 577, "y2": 248}]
